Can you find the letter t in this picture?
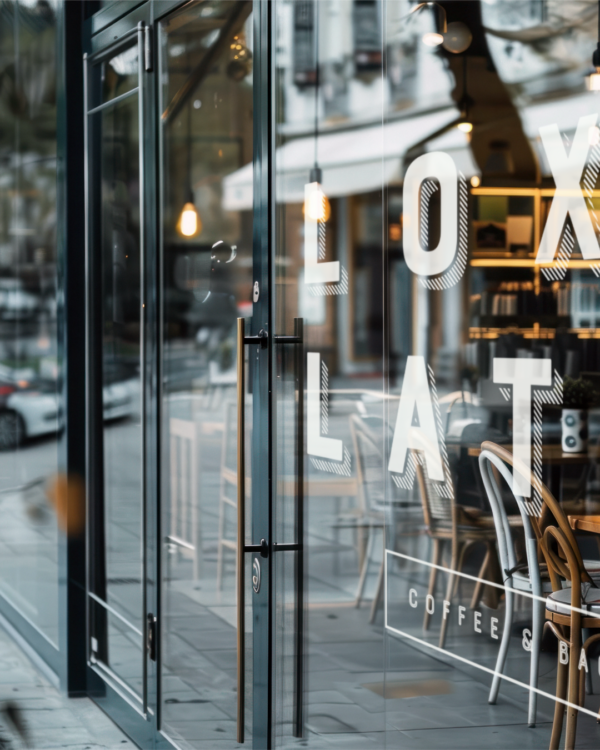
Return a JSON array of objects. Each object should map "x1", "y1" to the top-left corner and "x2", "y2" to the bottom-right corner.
[{"x1": 493, "y1": 358, "x2": 552, "y2": 497}]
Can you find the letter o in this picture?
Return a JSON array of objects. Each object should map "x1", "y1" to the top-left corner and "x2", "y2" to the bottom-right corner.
[
  {"x1": 426, "y1": 595, "x2": 435, "y2": 615},
  {"x1": 402, "y1": 151, "x2": 458, "y2": 277}
]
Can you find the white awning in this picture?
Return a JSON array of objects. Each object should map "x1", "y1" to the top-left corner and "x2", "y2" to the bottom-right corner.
[{"x1": 223, "y1": 108, "x2": 460, "y2": 210}]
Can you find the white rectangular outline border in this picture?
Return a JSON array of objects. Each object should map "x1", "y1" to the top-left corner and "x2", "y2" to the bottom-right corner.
[{"x1": 384, "y1": 549, "x2": 600, "y2": 720}]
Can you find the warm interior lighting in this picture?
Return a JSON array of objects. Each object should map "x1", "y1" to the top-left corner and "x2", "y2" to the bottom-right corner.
[
  {"x1": 587, "y1": 69, "x2": 600, "y2": 91},
  {"x1": 389, "y1": 223, "x2": 402, "y2": 241},
  {"x1": 177, "y1": 202, "x2": 201, "y2": 237},
  {"x1": 457, "y1": 121, "x2": 473, "y2": 133},
  {"x1": 422, "y1": 32, "x2": 444, "y2": 47},
  {"x1": 304, "y1": 183, "x2": 331, "y2": 222},
  {"x1": 470, "y1": 175, "x2": 481, "y2": 187}
]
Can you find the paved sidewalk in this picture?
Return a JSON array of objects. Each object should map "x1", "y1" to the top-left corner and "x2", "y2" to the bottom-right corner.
[{"x1": 0, "y1": 625, "x2": 137, "y2": 750}]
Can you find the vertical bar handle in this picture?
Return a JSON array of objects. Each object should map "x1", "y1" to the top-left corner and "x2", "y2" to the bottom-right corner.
[
  {"x1": 237, "y1": 317, "x2": 245, "y2": 744},
  {"x1": 293, "y1": 317, "x2": 304, "y2": 738}
]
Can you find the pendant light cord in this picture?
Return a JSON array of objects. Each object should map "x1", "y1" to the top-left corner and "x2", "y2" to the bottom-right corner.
[
  {"x1": 311, "y1": 0, "x2": 321, "y2": 183},
  {"x1": 314, "y1": 2, "x2": 319, "y2": 169},
  {"x1": 187, "y1": 42, "x2": 193, "y2": 202}
]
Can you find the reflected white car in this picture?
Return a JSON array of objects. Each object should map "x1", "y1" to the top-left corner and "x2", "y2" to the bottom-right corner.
[{"x1": 0, "y1": 379, "x2": 137, "y2": 449}]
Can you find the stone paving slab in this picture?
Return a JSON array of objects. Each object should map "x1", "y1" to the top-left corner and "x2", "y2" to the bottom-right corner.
[{"x1": 0, "y1": 626, "x2": 136, "y2": 750}]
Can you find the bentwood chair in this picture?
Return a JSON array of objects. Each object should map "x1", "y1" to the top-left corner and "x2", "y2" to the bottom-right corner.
[
  {"x1": 351, "y1": 415, "x2": 424, "y2": 622},
  {"x1": 541, "y1": 524, "x2": 600, "y2": 750},
  {"x1": 415, "y1": 449, "x2": 522, "y2": 648},
  {"x1": 479, "y1": 441, "x2": 600, "y2": 737},
  {"x1": 350, "y1": 415, "x2": 386, "y2": 613}
]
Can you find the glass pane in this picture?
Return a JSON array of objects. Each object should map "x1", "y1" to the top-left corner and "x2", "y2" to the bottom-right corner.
[
  {"x1": 0, "y1": 0, "x2": 60, "y2": 647},
  {"x1": 274, "y1": 0, "x2": 387, "y2": 745},
  {"x1": 159, "y1": 1, "x2": 254, "y2": 747},
  {"x1": 89, "y1": 92, "x2": 143, "y2": 694},
  {"x1": 382, "y1": 0, "x2": 600, "y2": 746},
  {"x1": 101, "y1": 46, "x2": 139, "y2": 105},
  {"x1": 275, "y1": 1, "x2": 600, "y2": 749}
]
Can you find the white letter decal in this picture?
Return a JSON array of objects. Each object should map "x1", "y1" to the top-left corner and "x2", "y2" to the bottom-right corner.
[
  {"x1": 389, "y1": 356, "x2": 444, "y2": 481},
  {"x1": 403, "y1": 152, "x2": 458, "y2": 277},
  {"x1": 491, "y1": 617, "x2": 499, "y2": 640},
  {"x1": 493, "y1": 358, "x2": 552, "y2": 497},
  {"x1": 304, "y1": 183, "x2": 339, "y2": 284},
  {"x1": 409, "y1": 589, "x2": 418, "y2": 608},
  {"x1": 307, "y1": 352, "x2": 343, "y2": 461},
  {"x1": 538, "y1": 114, "x2": 600, "y2": 262}
]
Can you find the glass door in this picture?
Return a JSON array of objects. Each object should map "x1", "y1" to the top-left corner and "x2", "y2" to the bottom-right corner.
[
  {"x1": 157, "y1": 2, "x2": 259, "y2": 749},
  {"x1": 85, "y1": 6, "x2": 157, "y2": 747}
]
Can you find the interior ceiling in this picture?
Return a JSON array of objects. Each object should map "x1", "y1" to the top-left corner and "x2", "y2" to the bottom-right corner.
[{"x1": 439, "y1": 0, "x2": 540, "y2": 184}]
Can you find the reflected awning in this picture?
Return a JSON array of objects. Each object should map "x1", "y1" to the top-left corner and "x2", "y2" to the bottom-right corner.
[{"x1": 223, "y1": 108, "x2": 460, "y2": 210}]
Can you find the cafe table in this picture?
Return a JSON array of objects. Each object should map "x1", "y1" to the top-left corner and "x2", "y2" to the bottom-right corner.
[
  {"x1": 569, "y1": 516, "x2": 600, "y2": 534},
  {"x1": 467, "y1": 444, "x2": 600, "y2": 464},
  {"x1": 465, "y1": 444, "x2": 600, "y2": 505}
]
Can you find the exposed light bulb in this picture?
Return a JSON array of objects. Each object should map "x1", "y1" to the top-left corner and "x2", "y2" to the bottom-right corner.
[
  {"x1": 422, "y1": 32, "x2": 444, "y2": 47},
  {"x1": 304, "y1": 183, "x2": 331, "y2": 222},
  {"x1": 457, "y1": 121, "x2": 473, "y2": 133},
  {"x1": 470, "y1": 175, "x2": 481, "y2": 187},
  {"x1": 587, "y1": 69, "x2": 600, "y2": 91},
  {"x1": 177, "y1": 202, "x2": 202, "y2": 237}
]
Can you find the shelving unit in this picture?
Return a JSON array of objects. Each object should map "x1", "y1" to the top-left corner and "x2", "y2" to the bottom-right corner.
[{"x1": 468, "y1": 186, "x2": 600, "y2": 342}]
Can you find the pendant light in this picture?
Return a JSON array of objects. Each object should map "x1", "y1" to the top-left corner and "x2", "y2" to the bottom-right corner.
[
  {"x1": 457, "y1": 55, "x2": 473, "y2": 134},
  {"x1": 177, "y1": 46, "x2": 202, "y2": 238},
  {"x1": 411, "y1": 2, "x2": 447, "y2": 48},
  {"x1": 303, "y1": 1, "x2": 330, "y2": 223}
]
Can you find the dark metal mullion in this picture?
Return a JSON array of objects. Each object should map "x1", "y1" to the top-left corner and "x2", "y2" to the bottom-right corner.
[
  {"x1": 136, "y1": 21, "x2": 149, "y2": 718},
  {"x1": 293, "y1": 318, "x2": 304, "y2": 738},
  {"x1": 250, "y1": 0, "x2": 273, "y2": 746},
  {"x1": 266, "y1": 1, "x2": 275, "y2": 746}
]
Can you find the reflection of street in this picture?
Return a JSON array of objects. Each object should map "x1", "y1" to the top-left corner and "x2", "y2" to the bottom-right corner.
[{"x1": 0, "y1": 432, "x2": 59, "y2": 644}]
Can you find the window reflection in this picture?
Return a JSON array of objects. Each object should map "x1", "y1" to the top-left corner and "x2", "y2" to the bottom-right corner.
[
  {"x1": 273, "y1": 1, "x2": 600, "y2": 747},
  {"x1": 159, "y1": 2, "x2": 254, "y2": 747},
  {"x1": 0, "y1": 0, "x2": 59, "y2": 645}
]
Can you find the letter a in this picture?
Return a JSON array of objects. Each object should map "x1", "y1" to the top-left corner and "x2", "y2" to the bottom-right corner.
[{"x1": 389, "y1": 356, "x2": 444, "y2": 481}]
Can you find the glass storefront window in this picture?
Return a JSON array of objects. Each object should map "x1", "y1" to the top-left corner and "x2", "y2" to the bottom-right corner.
[
  {"x1": 0, "y1": 0, "x2": 60, "y2": 647},
  {"x1": 269, "y1": 1, "x2": 600, "y2": 747}
]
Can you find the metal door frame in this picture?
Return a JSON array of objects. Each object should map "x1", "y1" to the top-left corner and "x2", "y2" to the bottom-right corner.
[
  {"x1": 83, "y1": 1, "x2": 275, "y2": 747},
  {"x1": 83, "y1": 3, "x2": 157, "y2": 746}
]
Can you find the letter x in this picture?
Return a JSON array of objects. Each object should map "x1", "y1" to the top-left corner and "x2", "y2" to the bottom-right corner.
[{"x1": 538, "y1": 113, "x2": 600, "y2": 262}]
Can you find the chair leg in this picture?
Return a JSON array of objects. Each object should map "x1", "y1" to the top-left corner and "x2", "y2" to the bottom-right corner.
[
  {"x1": 439, "y1": 542, "x2": 463, "y2": 649},
  {"x1": 565, "y1": 633, "x2": 581, "y2": 750},
  {"x1": 583, "y1": 629, "x2": 593, "y2": 696},
  {"x1": 470, "y1": 544, "x2": 491, "y2": 611},
  {"x1": 216, "y1": 502, "x2": 226, "y2": 592},
  {"x1": 451, "y1": 541, "x2": 470, "y2": 600},
  {"x1": 488, "y1": 586, "x2": 514, "y2": 706},
  {"x1": 423, "y1": 538, "x2": 442, "y2": 631},
  {"x1": 369, "y1": 545, "x2": 385, "y2": 624},
  {"x1": 550, "y1": 655, "x2": 568, "y2": 750},
  {"x1": 355, "y1": 526, "x2": 375, "y2": 608},
  {"x1": 527, "y1": 596, "x2": 544, "y2": 727}
]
